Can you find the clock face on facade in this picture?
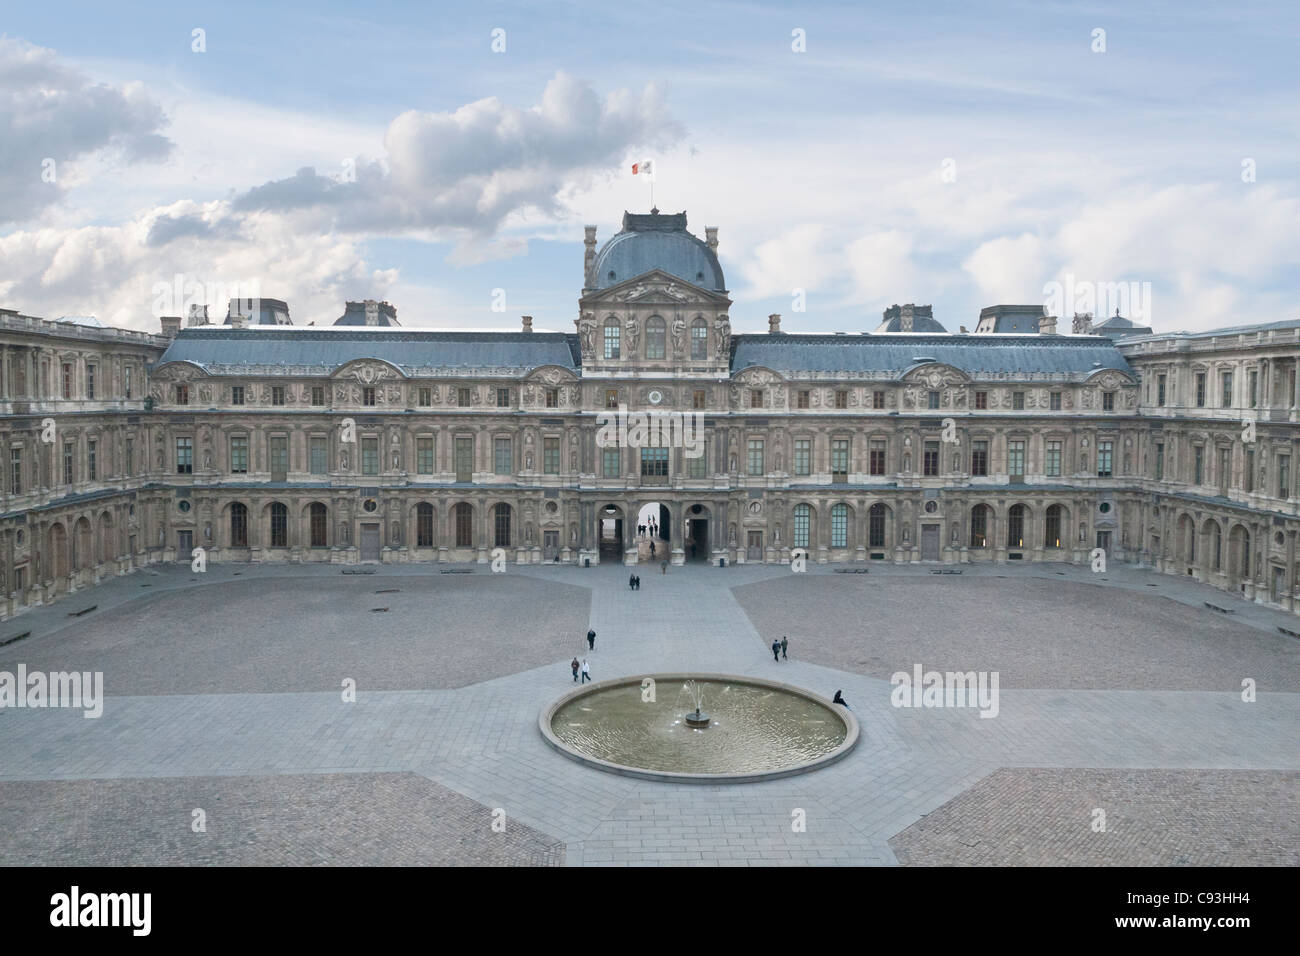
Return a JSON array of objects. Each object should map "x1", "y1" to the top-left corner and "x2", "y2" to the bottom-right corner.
[{"x1": 647, "y1": 389, "x2": 663, "y2": 405}]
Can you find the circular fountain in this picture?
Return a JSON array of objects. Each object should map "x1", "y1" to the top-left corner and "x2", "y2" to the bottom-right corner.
[{"x1": 540, "y1": 674, "x2": 858, "y2": 783}]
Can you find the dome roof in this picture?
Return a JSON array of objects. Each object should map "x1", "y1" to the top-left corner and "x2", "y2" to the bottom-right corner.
[
  {"x1": 876, "y1": 304, "x2": 946, "y2": 333},
  {"x1": 589, "y1": 210, "x2": 725, "y2": 292}
]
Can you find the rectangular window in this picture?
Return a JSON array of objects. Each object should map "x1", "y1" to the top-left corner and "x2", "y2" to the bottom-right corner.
[
  {"x1": 605, "y1": 390, "x2": 619, "y2": 409},
  {"x1": 544, "y1": 437, "x2": 560, "y2": 474},
  {"x1": 831, "y1": 508, "x2": 847, "y2": 548},
  {"x1": 418, "y1": 387, "x2": 432, "y2": 407},
  {"x1": 459, "y1": 387, "x2": 472, "y2": 407},
  {"x1": 1045, "y1": 440, "x2": 1062, "y2": 477},
  {"x1": 87, "y1": 440, "x2": 97, "y2": 480},
  {"x1": 86, "y1": 365, "x2": 95, "y2": 399},
  {"x1": 1244, "y1": 449, "x2": 1253, "y2": 492},
  {"x1": 1097, "y1": 440, "x2": 1113, "y2": 478},
  {"x1": 604, "y1": 323, "x2": 620, "y2": 359},
  {"x1": 750, "y1": 389, "x2": 763, "y2": 408},
  {"x1": 603, "y1": 447, "x2": 621, "y2": 478},
  {"x1": 497, "y1": 388, "x2": 511, "y2": 408},
  {"x1": 1221, "y1": 371, "x2": 1233, "y2": 408},
  {"x1": 1195, "y1": 373, "x2": 1206, "y2": 407},
  {"x1": 312, "y1": 386, "x2": 325, "y2": 406},
  {"x1": 975, "y1": 391, "x2": 987, "y2": 410},
  {"x1": 1050, "y1": 391, "x2": 1061, "y2": 411},
  {"x1": 10, "y1": 447, "x2": 21, "y2": 495},
  {"x1": 1102, "y1": 391, "x2": 1115, "y2": 411},
  {"x1": 640, "y1": 446, "x2": 669, "y2": 479},
  {"x1": 793, "y1": 507, "x2": 810, "y2": 549},
  {"x1": 923, "y1": 441, "x2": 939, "y2": 477},
  {"x1": 125, "y1": 367, "x2": 132, "y2": 399},
  {"x1": 545, "y1": 389, "x2": 558, "y2": 408},
  {"x1": 831, "y1": 439, "x2": 849, "y2": 481},
  {"x1": 869, "y1": 440, "x2": 886, "y2": 476},
  {"x1": 272, "y1": 386, "x2": 286, "y2": 406},
  {"x1": 63, "y1": 442, "x2": 74, "y2": 484},
  {"x1": 693, "y1": 389, "x2": 706, "y2": 410},
  {"x1": 1279, "y1": 454, "x2": 1291, "y2": 498},
  {"x1": 125, "y1": 439, "x2": 133, "y2": 477},
  {"x1": 363, "y1": 387, "x2": 376, "y2": 407},
  {"x1": 872, "y1": 391, "x2": 885, "y2": 409},
  {"x1": 972, "y1": 440, "x2": 989, "y2": 477},
  {"x1": 1219, "y1": 446, "x2": 1230, "y2": 492},
  {"x1": 797, "y1": 390, "x2": 810, "y2": 409},
  {"x1": 175, "y1": 384, "x2": 189, "y2": 405},
  {"x1": 455, "y1": 436, "x2": 473, "y2": 482},
  {"x1": 1194, "y1": 445, "x2": 1204, "y2": 484},
  {"x1": 927, "y1": 390, "x2": 940, "y2": 410},
  {"x1": 176, "y1": 437, "x2": 193, "y2": 475},
  {"x1": 1249, "y1": 370, "x2": 1258, "y2": 408},
  {"x1": 416, "y1": 507, "x2": 434, "y2": 548},
  {"x1": 1155, "y1": 442, "x2": 1164, "y2": 480},
  {"x1": 493, "y1": 437, "x2": 511, "y2": 476},
  {"x1": 688, "y1": 441, "x2": 708, "y2": 479},
  {"x1": 1012, "y1": 391, "x2": 1025, "y2": 410},
  {"x1": 230, "y1": 436, "x2": 249, "y2": 474},
  {"x1": 794, "y1": 439, "x2": 811, "y2": 476},
  {"x1": 309, "y1": 436, "x2": 327, "y2": 475},
  {"x1": 62, "y1": 363, "x2": 73, "y2": 399},
  {"x1": 836, "y1": 390, "x2": 848, "y2": 409},
  {"x1": 362, "y1": 437, "x2": 379, "y2": 476},
  {"x1": 1007, "y1": 440, "x2": 1025, "y2": 482},
  {"x1": 269, "y1": 436, "x2": 288, "y2": 477},
  {"x1": 1157, "y1": 375, "x2": 1167, "y2": 406},
  {"x1": 231, "y1": 386, "x2": 245, "y2": 406},
  {"x1": 419, "y1": 437, "x2": 436, "y2": 475},
  {"x1": 747, "y1": 439, "x2": 764, "y2": 476}
]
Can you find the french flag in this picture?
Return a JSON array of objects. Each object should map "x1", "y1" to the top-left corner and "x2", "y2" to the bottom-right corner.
[{"x1": 632, "y1": 160, "x2": 653, "y2": 175}]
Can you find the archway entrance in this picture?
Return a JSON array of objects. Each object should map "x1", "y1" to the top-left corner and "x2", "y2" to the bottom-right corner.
[
  {"x1": 637, "y1": 502, "x2": 670, "y2": 562},
  {"x1": 684, "y1": 503, "x2": 710, "y2": 562},
  {"x1": 598, "y1": 504, "x2": 625, "y2": 561}
]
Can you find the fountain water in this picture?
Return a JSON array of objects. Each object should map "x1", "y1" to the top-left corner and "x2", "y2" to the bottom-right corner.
[{"x1": 677, "y1": 679, "x2": 711, "y2": 728}]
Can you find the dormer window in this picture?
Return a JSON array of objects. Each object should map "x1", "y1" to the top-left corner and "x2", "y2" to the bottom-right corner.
[{"x1": 607, "y1": 271, "x2": 616, "y2": 281}]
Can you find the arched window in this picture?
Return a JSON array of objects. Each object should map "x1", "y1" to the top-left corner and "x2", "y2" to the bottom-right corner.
[
  {"x1": 416, "y1": 503, "x2": 434, "y2": 547},
  {"x1": 603, "y1": 318, "x2": 620, "y2": 359},
  {"x1": 1007, "y1": 504, "x2": 1026, "y2": 549},
  {"x1": 970, "y1": 504, "x2": 990, "y2": 548},
  {"x1": 793, "y1": 504, "x2": 811, "y2": 548},
  {"x1": 270, "y1": 502, "x2": 288, "y2": 547},
  {"x1": 493, "y1": 504, "x2": 512, "y2": 548},
  {"x1": 230, "y1": 503, "x2": 248, "y2": 547},
  {"x1": 309, "y1": 503, "x2": 328, "y2": 547},
  {"x1": 869, "y1": 503, "x2": 887, "y2": 548},
  {"x1": 691, "y1": 319, "x2": 708, "y2": 360},
  {"x1": 1240, "y1": 529, "x2": 1250, "y2": 577},
  {"x1": 454, "y1": 503, "x2": 474, "y2": 548},
  {"x1": 646, "y1": 316, "x2": 666, "y2": 359},
  {"x1": 1044, "y1": 504, "x2": 1063, "y2": 548},
  {"x1": 1210, "y1": 521, "x2": 1222, "y2": 570},
  {"x1": 831, "y1": 504, "x2": 849, "y2": 548}
]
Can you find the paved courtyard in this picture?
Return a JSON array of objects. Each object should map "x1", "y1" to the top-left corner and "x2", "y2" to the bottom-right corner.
[{"x1": 1, "y1": 559, "x2": 1297, "y2": 866}]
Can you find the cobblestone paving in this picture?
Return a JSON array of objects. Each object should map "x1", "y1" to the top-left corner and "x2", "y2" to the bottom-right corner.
[
  {"x1": 0, "y1": 772, "x2": 564, "y2": 866},
  {"x1": 0, "y1": 573, "x2": 590, "y2": 693},
  {"x1": 890, "y1": 768, "x2": 1300, "y2": 866},
  {"x1": 1, "y1": 561, "x2": 1297, "y2": 865},
  {"x1": 733, "y1": 573, "x2": 1300, "y2": 690}
]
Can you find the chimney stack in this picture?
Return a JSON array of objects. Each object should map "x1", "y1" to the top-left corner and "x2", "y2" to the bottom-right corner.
[
  {"x1": 584, "y1": 225, "x2": 597, "y2": 282},
  {"x1": 899, "y1": 304, "x2": 915, "y2": 332},
  {"x1": 768, "y1": 313, "x2": 781, "y2": 334},
  {"x1": 159, "y1": 316, "x2": 182, "y2": 338},
  {"x1": 1072, "y1": 312, "x2": 1093, "y2": 335},
  {"x1": 521, "y1": 315, "x2": 533, "y2": 333},
  {"x1": 1039, "y1": 314, "x2": 1058, "y2": 335},
  {"x1": 705, "y1": 227, "x2": 718, "y2": 253}
]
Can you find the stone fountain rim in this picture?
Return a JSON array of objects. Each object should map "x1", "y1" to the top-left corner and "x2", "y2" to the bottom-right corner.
[{"x1": 539, "y1": 672, "x2": 860, "y2": 784}]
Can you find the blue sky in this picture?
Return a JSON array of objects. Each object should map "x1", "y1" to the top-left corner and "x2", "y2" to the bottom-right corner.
[{"x1": 2, "y1": 0, "x2": 1297, "y2": 333}]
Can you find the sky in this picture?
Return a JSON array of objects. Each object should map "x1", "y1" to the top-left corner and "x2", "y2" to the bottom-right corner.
[{"x1": 1, "y1": 0, "x2": 1297, "y2": 335}]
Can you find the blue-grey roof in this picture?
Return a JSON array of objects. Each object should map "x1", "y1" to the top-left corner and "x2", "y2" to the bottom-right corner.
[
  {"x1": 877, "y1": 313, "x2": 947, "y2": 333},
  {"x1": 731, "y1": 334, "x2": 1135, "y2": 381},
  {"x1": 225, "y1": 298, "x2": 291, "y2": 326},
  {"x1": 589, "y1": 210, "x2": 725, "y2": 292},
  {"x1": 155, "y1": 329, "x2": 581, "y2": 377}
]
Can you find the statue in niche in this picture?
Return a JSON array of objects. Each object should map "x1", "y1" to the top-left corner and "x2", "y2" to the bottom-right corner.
[
  {"x1": 717, "y1": 317, "x2": 731, "y2": 357},
  {"x1": 340, "y1": 449, "x2": 349, "y2": 470},
  {"x1": 203, "y1": 450, "x2": 212, "y2": 469},
  {"x1": 671, "y1": 317, "x2": 686, "y2": 354},
  {"x1": 391, "y1": 521, "x2": 400, "y2": 544},
  {"x1": 526, "y1": 452, "x2": 534, "y2": 470},
  {"x1": 625, "y1": 317, "x2": 640, "y2": 355},
  {"x1": 571, "y1": 450, "x2": 578, "y2": 471}
]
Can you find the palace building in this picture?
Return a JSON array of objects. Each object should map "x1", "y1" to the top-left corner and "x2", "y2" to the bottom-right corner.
[{"x1": 2, "y1": 209, "x2": 1299, "y2": 620}]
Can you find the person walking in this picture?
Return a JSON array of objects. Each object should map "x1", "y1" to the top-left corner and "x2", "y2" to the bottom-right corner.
[
  {"x1": 571, "y1": 657, "x2": 580, "y2": 682},
  {"x1": 771, "y1": 639, "x2": 781, "y2": 662},
  {"x1": 781, "y1": 636, "x2": 789, "y2": 660},
  {"x1": 633, "y1": 574, "x2": 640, "y2": 590},
  {"x1": 587, "y1": 628, "x2": 596, "y2": 650},
  {"x1": 628, "y1": 573, "x2": 635, "y2": 590},
  {"x1": 661, "y1": 559, "x2": 668, "y2": 574},
  {"x1": 650, "y1": 540, "x2": 656, "y2": 558},
  {"x1": 580, "y1": 658, "x2": 592, "y2": 683}
]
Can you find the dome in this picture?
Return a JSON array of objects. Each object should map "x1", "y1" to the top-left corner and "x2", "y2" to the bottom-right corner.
[
  {"x1": 876, "y1": 304, "x2": 946, "y2": 333},
  {"x1": 589, "y1": 210, "x2": 725, "y2": 292}
]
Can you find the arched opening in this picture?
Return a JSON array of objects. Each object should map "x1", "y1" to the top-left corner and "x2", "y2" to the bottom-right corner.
[
  {"x1": 73, "y1": 517, "x2": 92, "y2": 571},
  {"x1": 415, "y1": 502, "x2": 435, "y2": 548},
  {"x1": 309, "y1": 502, "x2": 328, "y2": 548},
  {"x1": 1228, "y1": 523, "x2": 1250, "y2": 587},
  {"x1": 1007, "y1": 504, "x2": 1027, "y2": 549},
  {"x1": 230, "y1": 502, "x2": 249, "y2": 548},
  {"x1": 98, "y1": 511, "x2": 115, "y2": 564},
  {"x1": 792, "y1": 503, "x2": 815, "y2": 551},
  {"x1": 1177, "y1": 513, "x2": 1196, "y2": 568},
  {"x1": 49, "y1": 523, "x2": 68, "y2": 586},
  {"x1": 684, "y1": 502, "x2": 710, "y2": 562},
  {"x1": 636, "y1": 502, "x2": 671, "y2": 562},
  {"x1": 453, "y1": 502, "x2": 474, "y2": 549},
  {"x1": 868, "y1": 502, "x2": 890, "y2": 552},
  {"x1": 492, "y1": 503, "x2": 512, "y2": 548},
  {"x1": 268, "y1": 502, "x2": 288, "y2": 548},
  {"x1": 1044, "y1": 504, "x2": 1065, "y2": 549},
  {"x1": 1204, "y1": 518, "x2": 1222, "y2": 572},
  {"x1": 970, "y1": 504, "x2": 992, "y2": 549},
  {"x1": 830, "y1": 503, "x2": 853, "y2": 550},
  {"x1": 598, "y1": 503, "x2": 625, "y2": 560}
]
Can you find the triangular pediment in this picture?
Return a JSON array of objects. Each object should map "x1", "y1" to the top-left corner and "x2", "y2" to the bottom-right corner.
[{"x1": 581, "y1": 269, "x2": 730, "y2": 307}]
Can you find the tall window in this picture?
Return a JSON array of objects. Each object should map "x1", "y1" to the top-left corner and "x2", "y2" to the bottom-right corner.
[
  {"x1": 750, "y1": 389, "x2": 764, "y2": 408},
  {"x1": 1007, "y1": 504, "x2": 1026, "y2": 548},
  {"x1": 747, "y1": 439, "x2": 764, "y2": 476},
  {"x1": 230, "y1": 436, "x2": 249, "y2": 474},
  {"x1": 1279, "y1": 454, "x2": 1291, "y2": 498},
  {"x1": 176, "y1": 437, "x2": 193, "y2": 475},
  {"x1": 1044, "y1": 504, "x2": 1063, "y2": 548},
  {"x1": 1155, "y1": 442, "x2": 1165, "y2": 480},
  {"x1": 605, "y1": 390, "x2": 619, "y2": 409},
  {"x1": 310, "y1": 437, "x2": 327, "y2": 475},
  {"x1": 124, "y1": 439, "x2": 132, "y2": 477},
  {"x1": 1194, "y1": 445, "x2": 1204, "y2": 484},
  {"x1": 493, "y1": 505, "x2": 511, "y2": 548},
  {"x1": 64, "y1": 441, "x2": 74, "y2": 484},
  {"x1": 416, "y1": 503, "x2": 434, "y2": 547},
  {"x1": 688, "y1": 441, "x2": 708, "y2": 479},
  {"x1": 86, "y1": 365, "x2": 95, "y2": 399},
  {"x1": 125, "y1": 367, "x2": 132, "y2": 399},
  {"x1": 646, "y1": 317, "x2": 666, "y2": 359},
  {"x1": 970, "y1": 505, "x2": 989, "y2": 548},
  {"x1": 837, "y1": 391, "x2": 850, "y2": 409},
  {"x1": 312, "y1": 386, "x2": 325, "y2": 406},
  {"x1": 418, "y1": 437, "x2": 436, "y2": 474},
  {"x1": 691, "y1": 320, "x2": 708, "y2": 360},
  {"x1": 972, "y1": 439, "x2": 989, "y2": 476},
  {"x1": 230, "y1": 503, "x2": 248, "y2": 547},
  {"x1": 545, "y1": 389, "x2": 558, "y2": 408},
  {"x1": 1102, "y1": 392, "x2": 1115, "y2": 411},
  {"x1": 603, "y1": 319, "x2": 620, "y2": 359},
  {"x1": 87, "y1": 440, "x2": 96, "y2": 480},
  {"x1": 1249, "y1": 370, "x2": 1258, "y2": 407},
  {"x1": 797, "y1": 391, "x2": 810, "y2": 409},
  {"x1": 1007, "y1": 440, "x2": 1025, "y2": 482},
  {"x1": 454, "y1": 503, "x2": 473, "y2": 547},
  {"x1": 869, "y1": 503, "x2": 886, "y2": 548},
  {"x1": 270, "y1": 503, "x2": 288, "y2": 547},
  {"x1": 455, "y1": 436, "x2": 473, "y2": 482},
  {"x1": 1097, "y1": 440, "x2": 1113, "y2": 478},
  {"x1": 458, "y1": 387, "x2": 472, "y2": 407},
  {"x1": 1157, "y1": 375, "x2": 1166, "y2": 406},
  {"x1": 231, "y1": 386, "x2": 245, "y2": 405},
  {"x1": 794, "y1": 439, "x2": 811, "y2": 476},
  {"x1": 10, "y1": 447, "x2": 22, "y2": 495},
  {"x1": 269, "y1": 436, "x2": 288, "y2": 477},
  {"x1": 974, "y1": 391, "x2": 987, "y2": 410},
  {"x1": 62, "y1": 363, "x2": 73, "y2": 399},
  {"x1": 793, "y1": 504, "x2": 810, "y2": 548},
  {"x1": 1049, "y1": 391, "x2": 1061, "y2": 411},
  {"x1": 640, "y1": 446, "x2": 668, "y2": 479},
  {"x1": 497, "y1": 388, "x2": 511, "y2": 408},
  {"x1": 1221, "y1": 371, "x2": 1233, "y2": 408},
  {"x1": 831, "y1": 439, "x2": 849, "y2": 481},
  {"x1": 603, "y1": 446, "x2": 621, "y2": 478},
  {"x1": 544, "y1": 437, "x2": 560, "y2": 474},
  {"x1": 175, "y1": 384, "x2": 189, "y2": 405},
  {"x1": 873, "y1": 391, "x2": 885, "y2": 409},
  {"x1": 272, "y1": 386, "x2": 286, "y2": 406},
  {"x1": 831, "y1": 504, "x2": 848, "y2": 548},
  {"x1": 693, "y1": 389, "x2": 706, "y2": 409},
  {"x1": 418, "y1": 388, "x2": 432, "y2": 407},
  {"x1": 1012, "y1": 391, "x2": 1025, "y2": 410},
  {"x1": 310, "y1": 503, "x2": 327, "y2": 547},
  {"x1": 923, "y1": 441, "x2": 939, "y2": 477},
  {"x1": 869, "y1": 440, "x2": 886, "y2": 476},
  {"x1": 362, "y1": 437, "x2": 379, "y2": 476},
  {"x1": 927, "y1": 390, "x2": 940, "y2": 410},
  {"x1": 363, "y1": 387, "x2": 376, "y2": 406},
  {"x1": 1195, "y1": 372, "x2": 1206, "y2": 407},
  {"x1": 493, "y1": 438, "x2": 511, "y2": 476},
  {"x1": 1045, "y1": 440, "x2": 1062, "y2": 477},
  {"x1": 1244, "y1": 448, "x2": 1253, "y2": 492}
]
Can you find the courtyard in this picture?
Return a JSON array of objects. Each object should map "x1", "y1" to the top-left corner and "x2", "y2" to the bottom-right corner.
[{"x1": 1, "y1": 560, "x2": 1297, "y2": 866}]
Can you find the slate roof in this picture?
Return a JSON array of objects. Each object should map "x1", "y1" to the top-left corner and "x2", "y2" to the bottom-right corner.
[
  {"x1": 589, "y1": 210, "x2": 725, "y2": 292},
  {"x1": 731, "y1": 334, "x2": 1135, "y2": 381},
  {"x1": 155, "y1": 328, "x2": 581, "y2": 376}
]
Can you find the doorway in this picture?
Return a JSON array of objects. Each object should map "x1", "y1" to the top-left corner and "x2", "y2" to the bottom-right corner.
[
  {"x1": 543, "y1": 530, "x2": 559, "y2": 561},
  {"x1": 747, "y1": 530, "x2": 763, "y2": 562},
  {"x1": 360, "y1": 523, "x2": 381, "y2": 562},
  {"x1": 921, "y1": 524, "x2": 940, "y2": 561},
  {"x1": 177, "y1": 530, "x2": 193, "y2": 561},
  {"x1": 598, "y1": 506, "x2": 624, "y2": 560}
]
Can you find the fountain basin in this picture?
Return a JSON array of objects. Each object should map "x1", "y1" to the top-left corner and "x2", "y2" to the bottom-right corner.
[{"x1": 540, "y1": 673, "x2": 859, "y2": 784}]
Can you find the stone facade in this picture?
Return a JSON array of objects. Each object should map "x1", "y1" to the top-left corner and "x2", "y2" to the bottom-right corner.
[{"x1": 2, "y1": 213, "x2": 1298, "y2": 622}]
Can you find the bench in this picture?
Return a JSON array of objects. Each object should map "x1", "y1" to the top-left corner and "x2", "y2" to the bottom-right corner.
[
  {"x1": 342, "y1": 567, "x2": 378, "y2": 575},
  {"x1": 833, "y1": 568, "x2": 870, "y2": 574},
  {"x1": 928, "y1": 569, "x2": 963, "y2": 575},
  {"x1": 440, "y1": 569, "x2": 474, "y2": 574},
  {"x1": 68, "y1": 605, "x2": 97, "y2": 617},
  {"x1": 0, "y1": 631, "x2": 31, "y2": 648},
  {"x1": 1204, "y1": 602, "x2": 1234, "y2": 614},
  {"x1": 1278, "y1": 625, "x2": 1300, "y2": 639},
  {"x1": 371, "y1": 607, "x2": 389, "y2": 613},
  {"x1": 375, "y1": 588, "x2": 400, "y2": 594}
]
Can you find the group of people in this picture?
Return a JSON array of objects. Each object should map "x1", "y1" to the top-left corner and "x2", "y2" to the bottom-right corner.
[
  {"x1": 628, "y1": 574, "x2": 642, "y2": 590},
  {"x1": 638, "y1": 520, "x2": 659, "y2": 538},
  {"x1": 771, "y1": 636, "x2": 789, "y2": 661},
  {"x1": 570, "y1": 656, "x2": 591, "y2": 683}
]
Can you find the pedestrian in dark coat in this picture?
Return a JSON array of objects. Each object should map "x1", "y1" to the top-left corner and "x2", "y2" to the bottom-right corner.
[
  {"x1": 772, "y1": 639, "x2": 781, "y2": 662},
  {"x1": 587, "y1": 628, "x2": 596, "y2": 650},
  {"x1": 571, "y1": 657, "x2": 580, "y2": 682},
  {"x1": 781, "y1": 636, "x2": 788, "y2": 660}
]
